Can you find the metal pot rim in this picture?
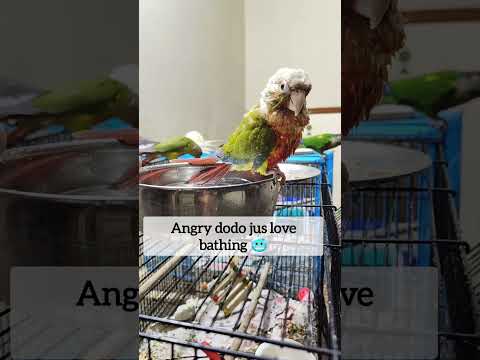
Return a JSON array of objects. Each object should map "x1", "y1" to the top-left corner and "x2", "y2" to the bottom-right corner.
[{"x1": 139, "y1": 174, "x2": 277, "y2": 191}]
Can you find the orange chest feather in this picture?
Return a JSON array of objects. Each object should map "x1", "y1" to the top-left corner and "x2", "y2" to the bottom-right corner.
[{"x1": 266, "y1": 111, "x2": 309, "y2": 169}]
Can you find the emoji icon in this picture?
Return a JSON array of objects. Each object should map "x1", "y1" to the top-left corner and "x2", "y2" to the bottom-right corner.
[{"x1": 251, "y1": 238, "x2": 268, "y2": 252}]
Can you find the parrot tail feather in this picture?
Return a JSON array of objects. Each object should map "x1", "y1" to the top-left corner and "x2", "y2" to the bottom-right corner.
[
  {"x1": 187, "y1": 163, "x2": 232, "y2": 185},
  {"x1": 139, "y1": 168, "x2": 172, "y2": 184},
  {"x1": 0, "y1": 152, "x2": 79, "y2": 187}
]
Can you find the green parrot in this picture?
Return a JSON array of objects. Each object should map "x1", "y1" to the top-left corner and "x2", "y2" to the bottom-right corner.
[
  {"x1": 384, "y1": 70, "x2": 480, "y2": 116},
  {"x1": 302, "y1": 133, "x2": 341, "y2": 154},
  {"x1": 31, "y1": 77, "x2": 137, "y2": 131},
  {"x1": 221, "y1": 68, "x2": 312, "y2": 176},
  {"x1": 33, "y1": 78, "x2": 129, "y2": 113},
  {"x1": 302, "y1": 133, "x2": 349, "y2": 192},
  {"x1": 151, "y1": 136, "x2": 202, "y2": 160}
]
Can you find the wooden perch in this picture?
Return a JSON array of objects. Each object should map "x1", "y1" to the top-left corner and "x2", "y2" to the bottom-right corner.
[
  {"x1": 227, "y1": 262, "x2": 271, "y2": 358},
  {"x1": 139, "y1": 243, "x2": 193, "y2": 299}
]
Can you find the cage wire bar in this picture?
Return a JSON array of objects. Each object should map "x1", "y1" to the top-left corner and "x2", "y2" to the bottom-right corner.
[
  {"x1": 139, "y1": 161, "x2": 341, "y2": 359},
  {"x1": 0, "y1": 308, "x2": 9, "y2": 360},
  {"x1": 343, "y1": 127, "x2": 478, "y2": 359}
]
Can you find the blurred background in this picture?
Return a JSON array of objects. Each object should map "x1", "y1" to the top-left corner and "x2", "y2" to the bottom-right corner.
[
  {"x1": 0, "y1": 0, "x2": 138, "y2": 88},
  {"x1": 390, "y1": 0, "x2": 480, "y2": 79},
  {"x1": 386, "y1": 1, "x2": 480, "y2": 269},
  {"x1": 342, "y1": 1, "x2": 480, "y2": 358},
  {"x1": 0, "y1": 2, "x2": 140, "y2": 350}
]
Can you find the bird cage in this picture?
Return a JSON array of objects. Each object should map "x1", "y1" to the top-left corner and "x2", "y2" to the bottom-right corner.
[
  {"x1": 342, "y1": 143, "x2": 477, "y2": 359},
  {"x1": 0, "y1": 307, "x2": 8, "y2": 360},
  {"x1": 276, "y1": 150, "x2": 334, "y2": 218},
  {"x1": 138, "y1": 162, "x2": 341, "y2": 359}
]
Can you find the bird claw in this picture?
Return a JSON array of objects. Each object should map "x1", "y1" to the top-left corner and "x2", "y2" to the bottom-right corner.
[{"x1": 270, "y1": 166, "x2": 286, "y2": 186}]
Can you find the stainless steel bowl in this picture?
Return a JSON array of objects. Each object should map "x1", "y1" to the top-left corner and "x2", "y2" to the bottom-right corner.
[
  {"x1": 0, "y1": 142, "x2": 138, "y2": 305},
  {"x1": 140, "y1": 165, "x2": 283, "y2": 218}
]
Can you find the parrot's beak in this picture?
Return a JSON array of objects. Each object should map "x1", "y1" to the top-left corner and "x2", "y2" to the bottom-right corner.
[{"x1": 288, "y1": 90, "x2": 306, "y2": 116}]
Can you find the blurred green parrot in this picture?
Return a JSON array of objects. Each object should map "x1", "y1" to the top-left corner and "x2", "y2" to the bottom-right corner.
[
  {"x1": 139, "y1": 135, "x2": 203, "y2": 167},
  {"x1": 302, "y1": 133, "x2": 341, "y2": 154},
  {"x1": 6, "y1": 76, "x2": 138, "y2": 145},
  {"x1": 384, "y1": 70, "x2": 480, "y2": 116},
  {"x1": 302, "y1": 133, "x2": 349, "y2": 191},
  {"x1": 32, "y1": 77, "x2": 137, "y2": 130},
  {"x1": 152, "y1": 136, "x2": 202, "y2": 160}
]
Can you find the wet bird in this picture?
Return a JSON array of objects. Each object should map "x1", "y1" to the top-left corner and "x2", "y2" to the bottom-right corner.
[{"x1": 189, "y1": 68, "x2": 312, "y2": 185}]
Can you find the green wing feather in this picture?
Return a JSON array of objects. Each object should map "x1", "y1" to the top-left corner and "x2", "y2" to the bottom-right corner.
[
  {"x1": 386, "y1": 71, "x2": 459, "y2": 115},
  {"x1": 154, "y1": 136, "x2": 191, "y2": 153},
  {"x1": 223, "y1": 106, "x2": 276, "y2": 174}
]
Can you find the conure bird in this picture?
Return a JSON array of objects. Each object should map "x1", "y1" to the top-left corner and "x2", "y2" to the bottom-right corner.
[
  {"x1": 139, "y1": 135, "x2": 202, "y2": 167},
  {"x1": 302, "y1": 133, "x2": 341, "y2": 154},
  {"x1": 188, "y1": 68, "x2": 311, "y2": 185},
  {"x1": 383, "y1": 70, "x2": 480, "y2": 116},
  {"x1": 302, "y1": 133, "x2": 348, "y2": 193},
  {"x1": 5, "y1": 76, "x2": 138, "y2": 145},
  {"x1": 151, "y1": 136, "x2": 202, "y2": 160},
  {"x1": 224, "y1": 68, "x2": 311, "y2": 174},
  {"x1": 32, "y1": 77, "x2": 137, "y2": 129}
]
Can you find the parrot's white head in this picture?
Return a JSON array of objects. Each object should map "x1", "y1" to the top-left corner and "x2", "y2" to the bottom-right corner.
[{"x1": 260, "y1": 68, "x2": 312, "y2": 116}]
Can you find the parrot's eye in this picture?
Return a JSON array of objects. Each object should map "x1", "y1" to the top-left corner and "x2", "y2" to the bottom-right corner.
[{"x1": 280, "y1": 82, "x2": 289, "y2": 92}]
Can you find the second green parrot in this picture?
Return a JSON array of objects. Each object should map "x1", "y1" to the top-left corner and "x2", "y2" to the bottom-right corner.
[
  {"x1": 383, "y1": 70, "x2": 480, "y2": 116},
  {"x1": 32, "y1": 77, "x2": 137, "y2": 131},
  {"x1": 152, "y1": 136, "x2": 202, "y2": 160},
  {"x1": 302, "y1": 133, "x2": 341, "y2": 154}
]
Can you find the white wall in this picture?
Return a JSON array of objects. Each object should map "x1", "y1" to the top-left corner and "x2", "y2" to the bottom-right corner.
[
  {"x1": 244, "y1": 0, "x2": 341, "y2": 110},
  {"x1": 140, "y1": 0, "x2": 245, "y2": 142},
  {"x1": 390, "y1": 23, "x2": 480, "y2": 80},
  {"x1": 391, "y1": 0, "x2": 480, "y2": 79}
]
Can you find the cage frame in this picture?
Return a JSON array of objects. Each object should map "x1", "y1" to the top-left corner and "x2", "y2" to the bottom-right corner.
[{"x1": 344, "y1": 123, "x2": 479, "y2": 359}]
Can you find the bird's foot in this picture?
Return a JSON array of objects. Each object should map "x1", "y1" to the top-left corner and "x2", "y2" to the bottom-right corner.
[{"x1": 270, "y1": 166, "x2": 286, "y2": 186}]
